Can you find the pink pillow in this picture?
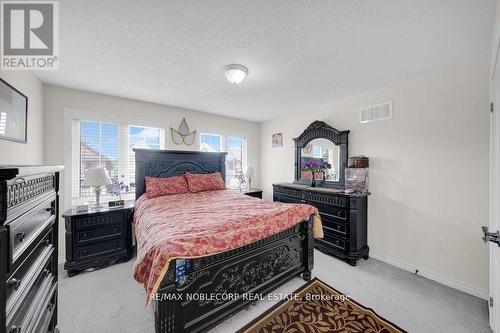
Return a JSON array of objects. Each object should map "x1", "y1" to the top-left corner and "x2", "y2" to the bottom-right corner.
[
  {"x1": 145, "y1": 175, "x2": 188, "y2": 198},
  {"x1": 185, "y1": 172, "x2": 225, "y2": 193}
]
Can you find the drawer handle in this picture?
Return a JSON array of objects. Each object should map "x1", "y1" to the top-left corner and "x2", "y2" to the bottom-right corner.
[
  {"x1": 47, "y1": 303, "x2": 55, "y2": 311},
  {"x1": 45, "y1": 207, "x2": 55, "y2": 214},
  {"x1": 82, "y1": 233, "x2": 88, "y2": 238},
  {"x1": 10, "y1": 326, "x2": 21, "y2": 333},
  {"x1": 16, "y1": 232, "x2": 25, "y2": 242},
  {"x1": 336, "y1": 211, "x2": 342, "y2": 217},
  {"x1": 336, "y1": 225, "x2": 341, "y2": 230},
  {"x1": 7, "y1": 278, "x2": 21, "y2": 290},
  {"x1": 43, "y1": 269, "x2": 50, "y2": 277},
  {"x1": 83, "y1": 249, "x2": 88, "y2": 255},
  {"x1": 43, "y1": 239, "x2": 51, "y2": 247},
  {"x1": 113, "y1": 228, "x2": 118, "y2": 233}
]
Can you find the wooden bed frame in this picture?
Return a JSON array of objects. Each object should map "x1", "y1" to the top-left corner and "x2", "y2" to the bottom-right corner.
[{"x1": 134, "y1": 149, "x2": 314, "y2": 333}]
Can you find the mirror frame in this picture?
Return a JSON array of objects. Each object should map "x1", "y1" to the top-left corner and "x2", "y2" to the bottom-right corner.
[{"x1": 293, "y1": 120, "x2": 349, "y2": 188}]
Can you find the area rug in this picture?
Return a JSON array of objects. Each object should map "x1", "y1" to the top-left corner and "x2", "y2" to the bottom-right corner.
[{"x1": 238, "y1": 278, "x2": 406, "y2": 333}]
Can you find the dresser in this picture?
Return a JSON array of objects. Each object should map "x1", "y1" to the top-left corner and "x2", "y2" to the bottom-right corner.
[
  {"x1": 0, "y1": 166, "x2": 63, "y2": 333},
  {"x1": 63, "y1": 204, "x2": 133, "y2": 277},
  {"x1": 273, "y1": 183, "x2": 369, "y2": 266}
]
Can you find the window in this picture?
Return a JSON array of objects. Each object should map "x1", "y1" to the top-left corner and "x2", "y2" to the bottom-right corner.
[
  {"x1": 72, "y1": 120, "x2": 163, "y2": 204},
  {"x1": 226, "y1": 136, "x2": 246, "y2": 189},
  {"x1": 199, "y1": 133, "x2": 247, "y2": 189},
  {"x1": 200, "y1": 133, "x2": 221, "y2": 152}
]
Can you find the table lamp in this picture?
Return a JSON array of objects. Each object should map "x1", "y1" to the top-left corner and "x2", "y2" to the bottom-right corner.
[
  {"x1": 245, "y1": 166, "x2": 254, "y2": 190},
  {"x1": 83, "y1": 168, "x2": 111, "y2": 208}
]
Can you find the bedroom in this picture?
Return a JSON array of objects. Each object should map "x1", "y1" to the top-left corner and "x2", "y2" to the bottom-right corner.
[{"x1": 0, "y1": 0, "x2": 498, "y2": 332}]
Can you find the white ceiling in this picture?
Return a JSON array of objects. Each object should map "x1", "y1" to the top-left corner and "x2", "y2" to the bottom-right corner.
[{"x1": 35, "y1": 0, "x2": 495, "y2": 122}]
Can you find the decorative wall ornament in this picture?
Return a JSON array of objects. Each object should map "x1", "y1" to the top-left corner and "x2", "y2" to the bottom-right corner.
[{"x1": 170, "y1": 118, "x2": 196, "y2": 145}]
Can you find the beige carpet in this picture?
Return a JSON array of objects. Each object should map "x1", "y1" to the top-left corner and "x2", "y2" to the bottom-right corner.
[{"x1": 57, "y1": 250, "x2": 489, "y2": 333}]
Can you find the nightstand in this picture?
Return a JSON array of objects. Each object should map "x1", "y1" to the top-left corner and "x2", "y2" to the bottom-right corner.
[
  {"x1": 63, "y1": 203, "x2": 133, "y2": 277},
  {"x1": 242, "y1": 189, "x2": 263, "y2": 199}
]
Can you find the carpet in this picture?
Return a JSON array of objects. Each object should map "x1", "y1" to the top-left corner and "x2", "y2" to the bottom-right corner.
[{"x1": 238, "y1": 278, "x2": 406, "y2": 333}]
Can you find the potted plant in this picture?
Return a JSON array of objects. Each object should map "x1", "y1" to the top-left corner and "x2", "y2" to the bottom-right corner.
[{"x1": 302, "y1": 160, "x2": 332, "y2": 187}]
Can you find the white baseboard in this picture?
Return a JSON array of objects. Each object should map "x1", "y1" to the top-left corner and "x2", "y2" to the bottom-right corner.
[{"x1": 370, "y1": 251, "x2": 489, "y2": 301}]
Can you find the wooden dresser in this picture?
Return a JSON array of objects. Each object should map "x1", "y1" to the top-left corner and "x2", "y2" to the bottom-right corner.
[
  {"x1": 273, "y1": 183, "x2": 369, "y2": 266},
  {"x1": 0, "y1": 166, "x2": 63, "y2": 333}
]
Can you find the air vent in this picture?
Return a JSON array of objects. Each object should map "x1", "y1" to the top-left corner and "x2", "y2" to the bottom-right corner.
[{"x1": 360, "y1": 101, "x2": 392, "y2": 123}]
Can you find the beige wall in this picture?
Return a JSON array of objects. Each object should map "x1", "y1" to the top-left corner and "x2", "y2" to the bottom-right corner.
[
  {"x1": 260, "y1": 60, "x2": 490, "y2": 296},
  {"x1": 43, "y1": 84, "x2": 261, "y2": 262},
  {"x1": 0, "y1": 71, "x2": 44, "y2": 164}
]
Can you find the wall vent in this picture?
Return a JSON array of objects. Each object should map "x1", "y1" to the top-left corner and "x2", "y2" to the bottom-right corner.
[{"x1": 360, "y1": 101, "x2": 392, "y2": 123}]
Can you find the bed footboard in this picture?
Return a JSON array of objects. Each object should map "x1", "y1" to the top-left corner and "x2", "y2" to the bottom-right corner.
[{"x1": 153, "y1": 218, "x2": 314, "y2": 333}]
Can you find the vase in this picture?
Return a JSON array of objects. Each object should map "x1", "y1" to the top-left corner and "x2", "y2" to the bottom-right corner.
[{"x1": 311, "y1": 173, "x2": 317, "y2": 187}]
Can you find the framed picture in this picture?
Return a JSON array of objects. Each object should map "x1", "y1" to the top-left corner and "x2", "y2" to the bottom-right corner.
[
  {"x1": 0, "y1": 78, "x2": 28, "y2": 143},
  {"x1": 272, "y1": 132, "x2": 283, "y2": 147}
]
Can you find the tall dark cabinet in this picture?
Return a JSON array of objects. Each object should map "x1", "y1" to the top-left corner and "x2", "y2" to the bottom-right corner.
[
  {"x1": 273, "y1": 121, "x2": 370, "y2": 266},
  {"x1": 0, "y1": 166, "x2": 63, "y2": 333}
]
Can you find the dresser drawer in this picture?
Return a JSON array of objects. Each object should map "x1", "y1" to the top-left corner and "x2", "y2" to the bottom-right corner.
[
  {"x1": 76, "y1": 238, "x2": 126, "y2": 261},
  {"x1": 6, "y1": 257, "x2": 55, "y2": 332},
  {"x1": 322, "y1": 220, "x2": 347, "y2": 237},
  {"x1": 77, "y1": 224, "x2": 125, "y2": 245},
  {"x1": 272, "y1": 186, "x2": 303, "y2": 199},
  {"x1": 319, "y1": 230, "x2": 347, "y2": 251},
  {"x1": 6, "y1": 230, "x2": 54, "y2": 313},
  {"x1": 274, "y1": 194, "x2": 301, "y2": 204},
  {"x1": 8, "y1": 197, "x2": 55, "y2": 263},
  {"x1": 313, "y1": 205, "x2": 347, "y2": 222},
  {"x1": 305, "y1": 191, "x2": 348, "y2": 208},
  {"x1": 26, "y1": 281, "x2": 57, "y2": 333}
]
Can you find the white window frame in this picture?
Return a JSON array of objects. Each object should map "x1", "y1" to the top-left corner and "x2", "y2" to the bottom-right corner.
[{"x1": 64, "y1": 108, "x2": 165, "y2": 208}]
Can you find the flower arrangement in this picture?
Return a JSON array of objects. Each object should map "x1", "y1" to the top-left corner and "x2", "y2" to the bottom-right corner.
[
  {"x1": 302, "y1": 160, "x2": 332, "y2": 172},
  {"x1": 235, "y1": 172, "x2": 246, "y2": 192},
  {"x1": 106, "y1": 175, "x2": 130, "y2": 200}
]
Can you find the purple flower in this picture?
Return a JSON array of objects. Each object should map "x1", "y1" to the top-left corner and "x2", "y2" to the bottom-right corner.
[{"x1": 302, "y1": 159, "x2": 332, "y2": 172}]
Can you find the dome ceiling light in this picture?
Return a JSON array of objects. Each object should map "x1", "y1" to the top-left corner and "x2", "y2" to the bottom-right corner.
[{"x1": 223, "y1": 64, "x2": 248, "y2": 84}]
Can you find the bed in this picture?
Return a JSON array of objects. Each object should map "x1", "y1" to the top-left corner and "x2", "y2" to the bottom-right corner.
[{"x1": 133, "y1": 149, "x2": 320, "y2": 333}]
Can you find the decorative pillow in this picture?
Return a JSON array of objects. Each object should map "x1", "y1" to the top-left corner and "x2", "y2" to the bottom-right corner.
[
  {"x1": 145, "y1": 175, "x2": 188, "y2": 198},
  {"x1": 185, "y1": 172, "x2": 225, "y2": 193}
]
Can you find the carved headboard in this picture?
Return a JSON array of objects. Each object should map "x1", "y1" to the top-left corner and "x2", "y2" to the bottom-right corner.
[{"x1": 133, "y1": 149, "x2": 227, "y2": 199}]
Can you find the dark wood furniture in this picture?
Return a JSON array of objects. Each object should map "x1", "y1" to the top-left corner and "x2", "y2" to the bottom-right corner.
[
  {"x1": 0, "y1": 165, "x2": 63, "y2": 333},
  {"x1": 274, "y1": 120, "x2": 370, "y2": 266},
  {"x1": 242, "y1": 188, "x2": 263, "y2": 199},
  {"x1": 63, "y1": 203, "x2": 133, "y2": 277},
  {"x1": 273, "y1": 183, "x2": 368, "y2": 266},
  {"x1": 133, "y1": 149, "x2": 314, "y2": 333}
]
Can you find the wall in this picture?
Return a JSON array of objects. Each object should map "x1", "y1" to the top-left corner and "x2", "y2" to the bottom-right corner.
[
  {"x1": 43, "y1": 84, "x2": 261, "y2": 262},
  {"x1": 260, "y1": 60, "x2": 490, "y2": 297},
  {"x1": 0, "y1": 71, "x2": 44, "y2": 164}
]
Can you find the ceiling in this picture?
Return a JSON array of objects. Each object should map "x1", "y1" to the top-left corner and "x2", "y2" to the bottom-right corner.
[{"x1": 35, "y1": 0, "x2": 495, "y2": 122}]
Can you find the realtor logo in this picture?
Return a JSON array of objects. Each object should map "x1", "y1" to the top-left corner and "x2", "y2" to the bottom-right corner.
[{"x1": 1, "y1": 1, "x2": 59, "y2": 70}]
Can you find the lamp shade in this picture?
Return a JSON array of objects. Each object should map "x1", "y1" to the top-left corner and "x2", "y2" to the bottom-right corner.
[
  {"x1": 82, "y1": 168, "x2": 112, "y2": 187},
  {"x1": 245, "y1": 166, "x2": 254, "y2": 178}
]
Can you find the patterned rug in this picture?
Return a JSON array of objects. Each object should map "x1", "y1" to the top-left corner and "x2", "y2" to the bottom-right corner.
[{"x1": 239, "y1": 278, "x2": 406, "y2": 333}]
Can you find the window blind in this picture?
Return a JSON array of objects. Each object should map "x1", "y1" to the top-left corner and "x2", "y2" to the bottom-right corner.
[{"x1": 71, "y1": 120, "x2": 163, "y2": 204}]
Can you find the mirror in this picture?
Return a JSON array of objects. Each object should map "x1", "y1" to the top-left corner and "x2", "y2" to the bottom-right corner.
[
  {"x1": 300, "y1": 139, "x2": 340, "y2": 182},
  {"x1": 293, "y1": 121, "x2": 349, "y2": 188}
]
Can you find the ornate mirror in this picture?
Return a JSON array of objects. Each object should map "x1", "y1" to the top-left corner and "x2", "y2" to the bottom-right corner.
[{"x1": 293, "y1": 121, "x2": 349, "y2": 188}]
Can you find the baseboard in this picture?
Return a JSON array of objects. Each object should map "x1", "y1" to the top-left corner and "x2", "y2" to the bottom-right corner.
[{"x1": 370, "y1": 251, "x2": 489, "y2": 300}]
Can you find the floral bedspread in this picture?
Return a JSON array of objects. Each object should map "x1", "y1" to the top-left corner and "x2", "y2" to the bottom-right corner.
[{"x1": 132, "y1": 189, "x2": 323, "y2": 304}]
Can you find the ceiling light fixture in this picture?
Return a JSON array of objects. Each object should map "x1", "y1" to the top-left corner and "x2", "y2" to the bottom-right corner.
[{"x1": 223, "y1": 64, "x2": 248, "y2": 84}]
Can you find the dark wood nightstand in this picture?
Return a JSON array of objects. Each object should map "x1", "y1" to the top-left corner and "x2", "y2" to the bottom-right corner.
[
  {"x1": 242, "y1": 189, "x2": 263, "y2": 199},
  {"x1": 63, "y1": 203, "x2": 133, "y2": 277}
]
